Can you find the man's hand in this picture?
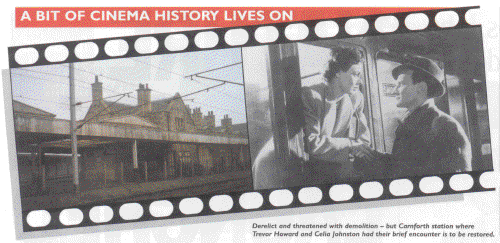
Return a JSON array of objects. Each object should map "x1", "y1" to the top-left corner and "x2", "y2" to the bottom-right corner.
[
  {"x1": 350, "y1": 140, "x2": 376, "y2": 161},
  {"x1": 352, "y1": 147, "x2": 394, "y2": 177}
]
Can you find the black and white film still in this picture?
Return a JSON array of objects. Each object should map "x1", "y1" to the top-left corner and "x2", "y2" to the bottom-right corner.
[
  {"x1": 249, "y1": 27, "x2": 493, "y2": 189},
  {"x1": 5, "y1": 6, "x2": 495, "y2": 237}
]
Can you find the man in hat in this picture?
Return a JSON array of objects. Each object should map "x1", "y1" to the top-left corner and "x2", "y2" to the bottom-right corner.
[{"x1": 379, "y1": 56, "x2": 472, "y2": 177}]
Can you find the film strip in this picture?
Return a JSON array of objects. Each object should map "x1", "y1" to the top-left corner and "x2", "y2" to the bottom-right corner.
[
  {"x1": 6, "y1": 5, "x2": 496, "y2": 237},
  {"x1": 23, "y1": 172, "x2": 495, "y2": 231},
  {"x1": 9, "y1": 7, "x2": 480, "y2": 68}
]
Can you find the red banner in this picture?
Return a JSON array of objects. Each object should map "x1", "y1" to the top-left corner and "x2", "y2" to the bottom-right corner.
[{"x1": 16, "y1": 7, "x2": 440, "y2": 28}]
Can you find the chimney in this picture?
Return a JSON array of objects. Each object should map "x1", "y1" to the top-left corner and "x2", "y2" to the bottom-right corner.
[
  {"x1": 91, "y1": 75, "x2": 103, "y2": 103},
  {"x1": 204, "y1": 110, "x2": 215, "y2": 130},
  {"x1": 193, "y1": 107, "x2": 202, "y2": 127},
  {"x1": 221, "y1": 114, "x2": 232, "y2": 133},
  {"x1": 221, "y1": 114, "x2": 232, "y2": 127},
  {"x1": 137, "y1": 83, "x2": 152, "y2": 113}
]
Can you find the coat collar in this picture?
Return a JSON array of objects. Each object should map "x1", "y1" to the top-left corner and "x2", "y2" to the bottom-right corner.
[
  {"x1": 396, "y1": 99, "x2": 436, "y2": 135},
  {"x1": 401, "y1": 99, "x2": 435, "y2": 122}
]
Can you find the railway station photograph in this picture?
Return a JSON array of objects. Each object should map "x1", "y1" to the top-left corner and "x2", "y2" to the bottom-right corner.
[{"x1": 10, "y1": 47, "x2": 251, "y2": 211}]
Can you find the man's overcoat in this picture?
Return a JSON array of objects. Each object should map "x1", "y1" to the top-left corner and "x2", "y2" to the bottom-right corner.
[{"x1": 389, "y1": 100, "x2": 472, "y2": 177}]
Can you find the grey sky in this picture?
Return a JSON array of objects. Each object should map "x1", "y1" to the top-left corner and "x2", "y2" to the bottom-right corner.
[{"x1": 10, "y1": 48, "x2": 246, "y2": 126}]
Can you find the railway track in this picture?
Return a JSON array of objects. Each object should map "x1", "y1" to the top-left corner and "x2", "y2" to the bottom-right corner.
[
  {"x1": 104, "y1": 174, "x2": 253, "y2": 204},
  {"x1": 22, "y1": 171, "x2": 253, "y2": 211}
]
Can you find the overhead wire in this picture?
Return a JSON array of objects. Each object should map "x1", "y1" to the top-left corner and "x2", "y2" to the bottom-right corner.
[
  {"x1": 14, "y1": 60, "x2": 247, "y2": 123},
  {"x1": 71, "y1": 64, "x2": 176, "y2": 99},
  {"x1": 87, "y1": 82, "x2": 229, "y2": 122},
  {"x1": 193, "y1": 78, "x2": 243, "y2": 101},
  {"x1": 185, "y1": 99, "x2": 246, "y2": 117},
  {"x1": 19, "y1": 64, "x2": 139, "y2": 97},
  {"x1": 14, "y1": 95, "x2": 70, "y2": 108},
  {"x1": 129, "y1": 57, "x2": 186, "y2": 79},
  {"x1": 10, "y1": 71, "x2": 88, "y2": 90},
  {"x1": 72, "y1": 65, "x2": 138, "y2": 88},
  {"x1": 76, "y1": 93, "x2": 130, "y2": 129},
  {"x1": 15, "y1": 67, "x2": 69, "y2": 78},
  {"x1": 75, "y1": 92, "x2": 134, "y2": 106},
  {"x1": 129, "y1": 58, "x2": 245, "y2": 103},
  {"x1": 13, "y1": 95, "x2": 92, "y2": 114},
  {"x1": 183, "y1": 62, "x2": 243, "y2": 78},
  {"x1": 12, "y1": 68, "x2": 138, "y2": 105},
  {"x1": 16, "y1": 65, "x2": 198, "y2": 111},
  {"x1": 13, "y1": 67, "x2": 129, "y2": 95}
]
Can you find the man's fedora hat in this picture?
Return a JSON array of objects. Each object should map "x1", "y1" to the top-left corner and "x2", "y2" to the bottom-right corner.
[{"x1": 392, "y1": 55, "x2": 445, "y2": 98}]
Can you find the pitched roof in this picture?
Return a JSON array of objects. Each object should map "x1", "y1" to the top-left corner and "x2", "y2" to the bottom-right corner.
[
  {"x1": 214, "y1": 123, "x2": 248, "y2": 134},
  {"x1": 102, "y1": 92, "x2": 181, "y2": 115},
  {"x1": 231, "y1": 123, "x2": 248, "y2": 134},
  {"x1": 151, "y1": 96, "x2": 176, "y2": 111},
  {"x1": 102, "y1": 101, "x2": 138, "y2": 117},
  {"x1": 150, "y1": 93, "x2": 196, "y2": 126},
  {"x1": 13, "y1": 100, "x2": 56, "y2": 118},
  {"x1": 86, "y1": 91, "x2": 244, "y2": 136},
  {"x1": 95, "y1": 92, "x2": 195, "y2": 128},
  {"x1": 99, "y1": 115, "x2": 159, "y2": 128}
]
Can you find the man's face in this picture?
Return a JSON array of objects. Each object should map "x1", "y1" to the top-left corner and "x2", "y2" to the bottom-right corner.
[
  {"x1": 395, "y1": 69, "x2": 422, "y2": 109},
  {"x1": 336, "y1": 63, "x2": 362, "y2": 94}
]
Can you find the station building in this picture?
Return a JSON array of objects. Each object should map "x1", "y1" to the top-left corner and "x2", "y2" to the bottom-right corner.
[{"x1": 13, "y1": 76, "x2": 250, "y2": 210}]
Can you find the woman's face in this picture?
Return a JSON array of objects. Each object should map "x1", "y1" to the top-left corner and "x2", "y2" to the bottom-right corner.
[{"x1": 336, "y1": 63, "x2": 362, "y2": 94}]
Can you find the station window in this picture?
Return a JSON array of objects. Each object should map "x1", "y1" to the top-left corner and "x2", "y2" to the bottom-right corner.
[
  {"x1": 46, "y1": 159, "x2": 71, "y2": 180},
  {"x1": 164, "y1": 151, "x2": 179, "y2": 179},
  {"x1": 163, "y1": 111, "x2": 170, "y2": 131},
  {"x1": 175, "y1": 117, "x2": 185, "y2": 131},
  {"x1": 178, "y1": 151, "x2": 193, "y2": 177}
]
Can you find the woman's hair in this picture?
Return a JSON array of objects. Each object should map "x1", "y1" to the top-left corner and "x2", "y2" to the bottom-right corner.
[{"x1": 323, "y1": 47, "x2": 363, "y2": 84}]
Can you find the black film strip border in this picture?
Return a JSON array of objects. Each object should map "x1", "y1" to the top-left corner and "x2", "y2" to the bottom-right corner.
[
  {"x1": 8, "y1": 6, "x2": 479, "y2": 69},
  {"x1": 22, "y1": 171, "x2": 495, "y2": 232}
]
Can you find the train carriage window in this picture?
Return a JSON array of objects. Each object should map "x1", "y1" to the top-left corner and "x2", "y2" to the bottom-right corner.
[
  {"x1": 297, "y1": 43, "x2": 331, "y2": 87},
  {"x1": 376, "y1": 57, "x2": 410, "y2": 152},
  {"x1": 242, "y1": 46, "x2": 273, "y2": 167},
  {"x1": 444, "y1": 74, "x2": 491, "y2": 169},
  {"x1": 446, "y1": 74, "x2": 468, "y2": 133},
  {"x1": 473, "y1": 80, "x2": 491, "y2": 156}
]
